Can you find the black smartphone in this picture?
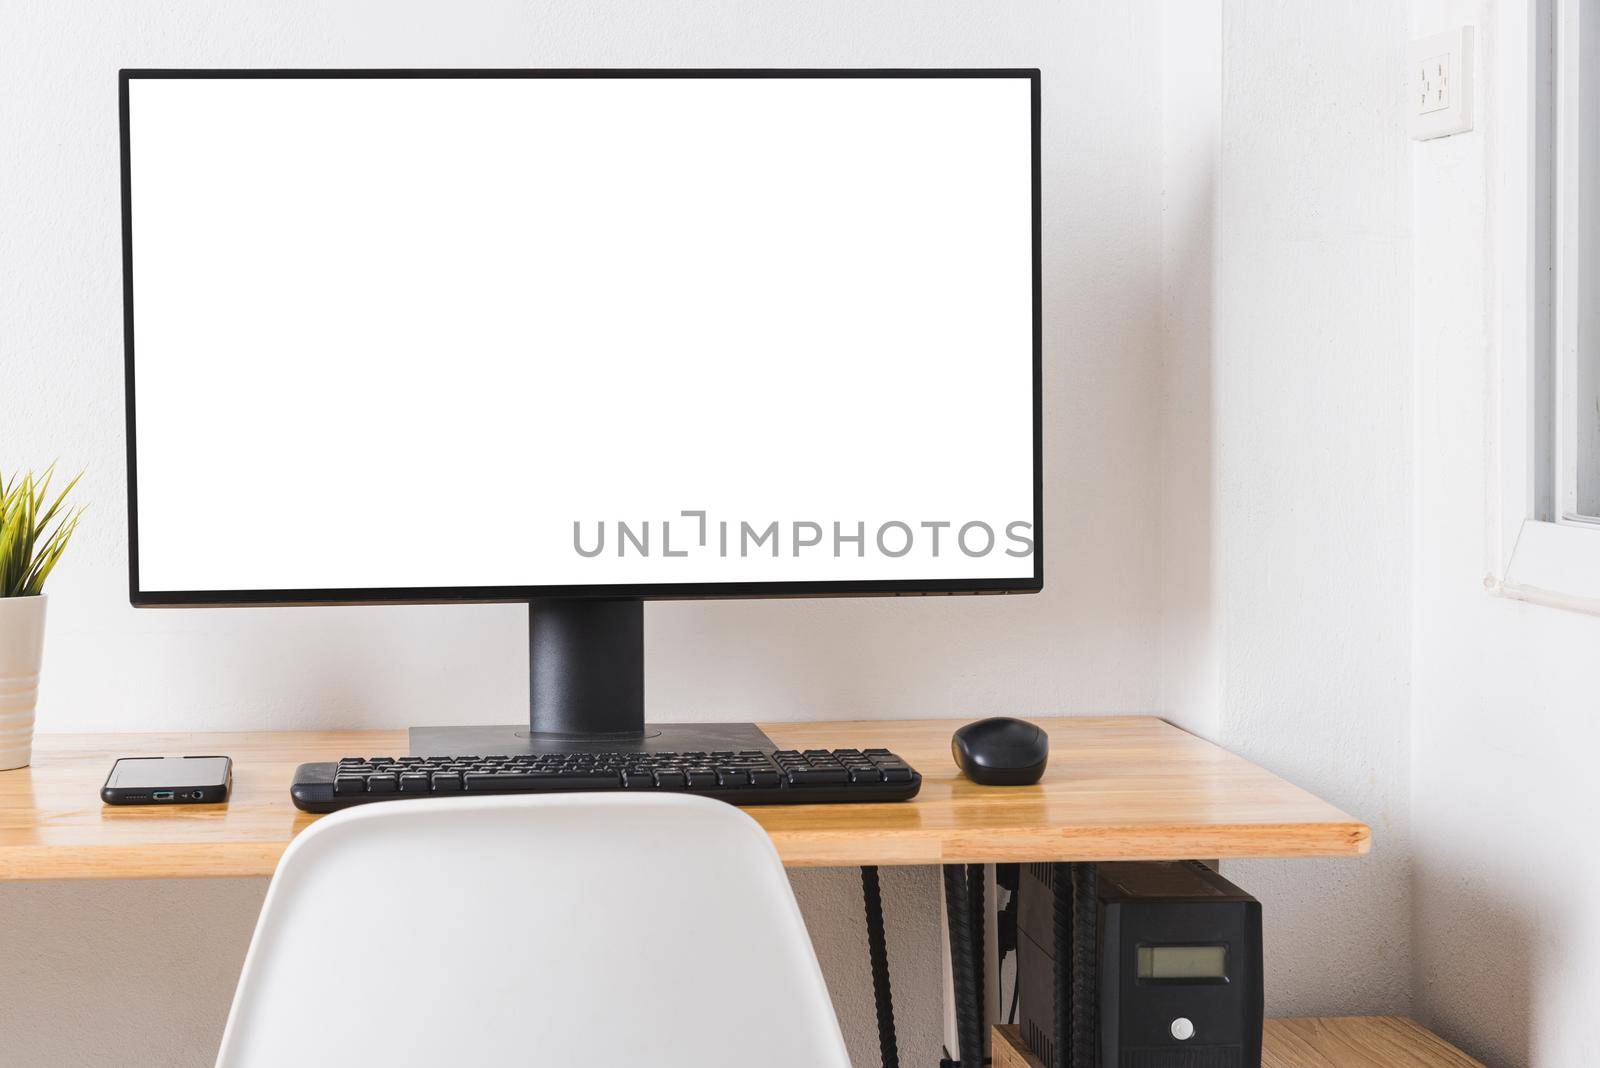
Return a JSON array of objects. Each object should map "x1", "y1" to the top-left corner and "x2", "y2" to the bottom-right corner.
[{"x1": 101, "y1": 755, "x2": 232, "y2": 805}]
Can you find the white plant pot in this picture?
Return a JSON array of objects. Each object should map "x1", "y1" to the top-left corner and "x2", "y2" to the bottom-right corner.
[{"x1": 0, "y1": 594, "x2": 47, "y2": 771}]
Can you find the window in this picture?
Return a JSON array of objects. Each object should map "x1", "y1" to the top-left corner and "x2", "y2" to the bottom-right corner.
[
  {"x1": 1555, "y1": 0, "x2": 1600, "y2": 522},
  {"x1": 1494, "y1": 0, "x2": 1600, "y2": 608}
]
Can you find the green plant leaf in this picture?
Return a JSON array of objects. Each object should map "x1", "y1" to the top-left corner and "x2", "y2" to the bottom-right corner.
[
  {"x1": 33, "y1": 466, "x2": 81, "y2": 539},
  {"x1": 0, "y1": 467, "x2": 84, "y2": 597}
]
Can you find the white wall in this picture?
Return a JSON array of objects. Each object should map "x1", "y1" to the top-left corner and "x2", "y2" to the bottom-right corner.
[
  {"x1": 0, "y1": 1, "x2": 1165, "y2": 1064},
  {"x1": 1409, "y1": 2, "x2": 1600, "y2": 1065},
  {"x1": 1159, "y1": 0, "x2": 1223, "y2": 741},
  {"x1": 1159, "y1": 0, "x2": 1416, "y2": 1016}
]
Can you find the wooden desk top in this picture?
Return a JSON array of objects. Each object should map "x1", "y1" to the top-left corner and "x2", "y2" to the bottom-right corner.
[{"x1": 0, "y1": 716, "x2": 1368, "y2": 881}]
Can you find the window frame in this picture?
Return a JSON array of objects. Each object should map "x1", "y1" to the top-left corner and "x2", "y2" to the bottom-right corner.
[{"x1": 1492, "y1": 0, "x2": 1600, "y2": 610}]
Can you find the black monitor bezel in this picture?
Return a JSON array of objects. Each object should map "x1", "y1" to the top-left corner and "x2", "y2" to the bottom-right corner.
[{"x1": 120, "y1": 68, "x2": 1043, "y2": 607}]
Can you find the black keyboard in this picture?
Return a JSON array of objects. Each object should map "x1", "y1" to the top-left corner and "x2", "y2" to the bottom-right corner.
[{"x1": 290, "y1": 748, "x2": 921, "y2": 812}]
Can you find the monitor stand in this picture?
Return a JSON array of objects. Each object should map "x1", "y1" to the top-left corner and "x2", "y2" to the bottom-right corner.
[{"x1": 408, "y1": 598, "x2": 776, "y2": 757}]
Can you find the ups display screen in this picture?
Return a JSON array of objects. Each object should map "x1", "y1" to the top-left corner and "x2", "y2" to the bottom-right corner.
[
  {"x1": 121, "y1": 71, "x2": 1041, "y2": 603},
  {"x1": 1136, "y1": 945, "x2": 1228, "y2": 981}
]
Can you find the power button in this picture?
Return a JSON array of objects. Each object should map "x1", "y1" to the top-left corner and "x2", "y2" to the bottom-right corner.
[{"x1": 1170, "y1": 1017, "x2": 1195, "y2": 1041}]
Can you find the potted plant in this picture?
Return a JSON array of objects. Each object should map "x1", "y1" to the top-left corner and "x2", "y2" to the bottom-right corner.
[{"x1": 1, "y1": 466, "x2": 83, "y2": 770}]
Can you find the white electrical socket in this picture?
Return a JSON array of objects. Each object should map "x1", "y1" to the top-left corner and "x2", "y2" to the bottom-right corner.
[
  {"x1": 1419, "y1": 52, "x2": 1450, "y2": 114},
  {"x1": 1410, "y1": 26, "x2": 1473, "y2": 140}
]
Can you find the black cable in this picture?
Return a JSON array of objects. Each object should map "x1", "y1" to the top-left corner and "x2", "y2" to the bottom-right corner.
[
  {"x1": 1051, "y1": 863, "x2": 1071, "y2": 1068},
  {"x1": 1008, "y1": 966, "x2": 1019, "y2": 1025},
  {"x1": 942, "y1": 864, "x2": 983, "y2": 1068},
  {"x1": 859, "y1": 866, "x2": 899, "y2": 1068},
  {"x1": 1070, "y1": 863, "x2": 1098, "y2": 1068}
]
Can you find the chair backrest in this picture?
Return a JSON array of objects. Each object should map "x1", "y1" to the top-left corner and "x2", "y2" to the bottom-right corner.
[{"x1": 216, "y1": 793, "x2": 850, "y2": 1068}]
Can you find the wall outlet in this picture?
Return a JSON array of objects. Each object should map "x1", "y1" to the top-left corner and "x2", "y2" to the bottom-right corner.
[
  {"x1": 1410, "y1": 27, "x2": 1473, "y2": 140},
  {"x1": 1418, "y1": 52, "x2": 1450, "y2": 114}
]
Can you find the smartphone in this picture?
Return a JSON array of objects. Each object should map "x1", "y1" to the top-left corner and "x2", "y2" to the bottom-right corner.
[{"x1": 101, "y1": 755, "x2": 232, "y2": 805}]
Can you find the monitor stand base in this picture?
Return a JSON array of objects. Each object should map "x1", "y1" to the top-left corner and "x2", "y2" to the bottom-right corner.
[
  {"x1": 409, "y1": 721, "x2": 777, "y2": 757},
  {"x1": 408, "y1": 598, "x2": 777, "y2": 756}
]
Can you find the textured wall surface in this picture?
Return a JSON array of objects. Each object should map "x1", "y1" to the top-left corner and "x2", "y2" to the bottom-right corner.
[
  {"x1": 1213, "y1": 0, "x2": 1414, "y2": 1017},
  {"x1": 1158, "y1": 0, "x2": 1416, "y2": 1017},
  {"x1": 1409, "y1": 2, "x2": 1600, "y2": 1065},
  {"x1": 0, "y1": 1, "x2": 1163, "y2": 1064},
  {"x1": 1158, "y1": 0, "x2": 1222, "y2": 740}
]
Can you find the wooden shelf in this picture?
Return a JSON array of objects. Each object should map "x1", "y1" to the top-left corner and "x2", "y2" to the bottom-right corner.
[
  {"x1": 0, "y1": 715, "x2": 1368, "y2": 880},
  {"x1": 1262, "y1": 1018, "x2": 1484, "y2": 1067},
  {"x1": 993, "y1": 1018, "x2": 1483, "y2": 1067}
]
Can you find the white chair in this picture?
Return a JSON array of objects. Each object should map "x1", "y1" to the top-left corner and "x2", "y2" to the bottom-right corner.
[{"x1": 215, "y1": 793, "x2": 851, "y2": 1068}]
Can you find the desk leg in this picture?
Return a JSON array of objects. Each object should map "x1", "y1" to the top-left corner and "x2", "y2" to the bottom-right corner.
[
  {"x1": 1052, "y1": 862, "x2": 1098, "y2": 1068},
  {"x1": 942, "y1": 864, "x2": 987, "y2": 1068},
  {"x1": 859, "y1": 866, "x2": 900, "y2": 1068},
  {"x1": 969, "y1": 862, "x2": 986, "y2": 1050}
]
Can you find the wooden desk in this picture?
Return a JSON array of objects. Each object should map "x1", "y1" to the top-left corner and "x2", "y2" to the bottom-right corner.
[{"x1": 0, "y1": 715, "x2": 1368, "y2": 881}]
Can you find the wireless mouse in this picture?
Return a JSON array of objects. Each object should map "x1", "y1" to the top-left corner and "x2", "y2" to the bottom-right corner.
[{"x1": 951, "y1": 717, "x2": 1049, "y2": 786}]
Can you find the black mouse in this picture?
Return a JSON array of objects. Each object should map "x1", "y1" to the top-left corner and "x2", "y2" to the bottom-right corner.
[{"x1": 951, "y1": 717, "x2": 1048, "y2": 786}]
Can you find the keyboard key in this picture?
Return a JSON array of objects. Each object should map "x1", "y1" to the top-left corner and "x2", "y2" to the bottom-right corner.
[
  {"x1": 787, "y1": 768, "x2": 851, "y2": 786},
  {"x1": 654, "y1": 770, "x2": 688, "y2": 789},
  {"x1": 334, "y1": 775, "x2": 366, "y2": 796},
  {"x1": 880, "y1": 766, "x2": 914, "y2": 783},
  {"x1": 366, "y1": 774, "x2": 399, "y2": 794},
  {"x1": 463, "y1": 771, "x2": 622, "y2": 791},
  {"x1": 622, "y1": 772, "x2": 656, "y2": 789},
  {"x1": 717, "y1": 769, "x2": 749, "y2": 788},
  {"x1": 748, "y1": 770, "x2": 782, "y2": 788},
  {"x1": 431, "y1": 772, "x2": 462, "y2": 792},
  {"x1": 398, "y1": 773, "x2": 431, "y2": 794},
  {"x1": 686, "y1": 769, "x2": 719, "y2": 789}
]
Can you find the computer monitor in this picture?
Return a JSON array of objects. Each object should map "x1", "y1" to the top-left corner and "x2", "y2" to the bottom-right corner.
[{"x1": 120, "y1": 69, "x2": 1042, "y2": 753}]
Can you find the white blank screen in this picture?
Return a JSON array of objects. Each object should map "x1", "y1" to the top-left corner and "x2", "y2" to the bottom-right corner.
[{"x1": 127, "y1": 75, "x2": 1036, "y2": 594}]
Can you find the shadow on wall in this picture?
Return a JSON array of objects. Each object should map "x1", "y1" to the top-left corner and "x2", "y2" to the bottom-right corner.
[{"x1": 1411, "y1": 857, "x2": 1532, "y2": 1067}]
